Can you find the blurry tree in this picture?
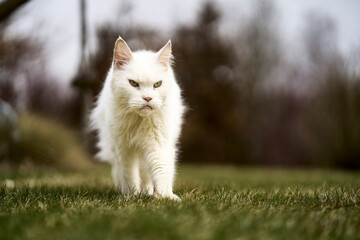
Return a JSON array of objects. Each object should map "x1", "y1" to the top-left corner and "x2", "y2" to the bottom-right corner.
[
  {"x1": 235, "y1": 0, "x2": 282, "y2": 95},
  {"x1": 0, "y1": 0, "x2": 30, "y2": 22},
  {"x1": 303, "y1": 12, "x2": 341, "y2": 87},
  {"x1": 232, "y1": 1, "x2": 293, "y2": 165},
  {"x1": 317, "y1": 67, "x2": 360, "y2": 169},
  {"x1": 0, "y1": 2, "x2": 89, "y2": 166},
  {"x1": 0, "y1": 25, "x2": 79, "y2": 126},
  {"x1": 0, "y1": 30, "x2": 42, "y2": 108},
  {"x1": 302, "y1": 15, "x2": 360, "y2": 168},
  {"x1": 173, "y1": 2, "x2": 249, "y2": 164},
  {"x1": 299, "y1": 12, "x2": 360, "y2": 169}
]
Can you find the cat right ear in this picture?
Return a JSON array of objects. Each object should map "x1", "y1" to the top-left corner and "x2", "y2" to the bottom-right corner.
[{"x1": 113, "y1": 37, "x2": 132, "y2": 69}]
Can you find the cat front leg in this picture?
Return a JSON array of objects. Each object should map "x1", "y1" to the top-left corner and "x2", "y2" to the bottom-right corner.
[
  {"x1": 111, "y1": 160, "x2": 122, "y2": 190},
  {"x1": 112, "y1": 152, "x2": 141, "y2": 196},
  {"x1": 139, "y1": 164, "x2": 154, "y2": 195},
  {"x1": 145, "y1": 148, "x2": 180, "y2": 201}
]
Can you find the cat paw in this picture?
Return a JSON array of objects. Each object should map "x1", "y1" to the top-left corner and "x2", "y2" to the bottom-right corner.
[
  {"x1": 155, "y1": 192, "x2": 181, "y2": 201},
  {"x1": 141, "y1": 185, "x2": 154, "y2": 196},
  {"x1": 168, "y1": 193, "x2": 181, "y2": 201}
]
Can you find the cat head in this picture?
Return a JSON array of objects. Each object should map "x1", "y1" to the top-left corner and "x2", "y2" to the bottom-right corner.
[{"x1": 110, "y1": 36, "x2": 174, "y2": 116}]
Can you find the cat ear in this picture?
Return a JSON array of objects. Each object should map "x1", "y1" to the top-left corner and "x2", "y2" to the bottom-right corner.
[
  {"x1": 157, "y1": 40, "x2": 173, "y2": 70},
  {"x1": 113, "y1": 36, "x2": 132, "y2": 69}
]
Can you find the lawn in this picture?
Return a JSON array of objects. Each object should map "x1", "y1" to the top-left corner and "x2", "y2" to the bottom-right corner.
[{"x1": 0, "y1": 165, "x2": 359, "y2": 240}]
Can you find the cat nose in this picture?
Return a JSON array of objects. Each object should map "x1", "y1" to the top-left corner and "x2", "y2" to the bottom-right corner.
[{"x1": 143, "y1": 97, "x2": 152, "y2": 102}]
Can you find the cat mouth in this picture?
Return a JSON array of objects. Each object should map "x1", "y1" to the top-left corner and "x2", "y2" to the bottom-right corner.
[{"x1": 141, "y1": 105, "x2": 153, "y2": 110}]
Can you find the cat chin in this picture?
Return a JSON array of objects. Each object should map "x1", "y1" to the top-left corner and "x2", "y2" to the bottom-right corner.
[{"x1": 137, "y1": 107, "x2": 155, "y2": 116}]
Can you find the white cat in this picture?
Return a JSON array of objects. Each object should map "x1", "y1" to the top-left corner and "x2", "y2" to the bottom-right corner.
[{"x1": 90, "y1": 36, "x2": 185, "y2": 200}]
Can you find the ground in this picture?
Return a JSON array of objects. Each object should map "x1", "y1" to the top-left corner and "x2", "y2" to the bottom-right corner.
[{"x1": 0, "y1": 165, "x2": 359, "y2": 240}]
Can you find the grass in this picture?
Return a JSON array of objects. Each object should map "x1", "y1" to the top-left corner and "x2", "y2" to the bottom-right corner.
[{"x1": 0, "y1": 165, "x2": 359, "y2": 240}]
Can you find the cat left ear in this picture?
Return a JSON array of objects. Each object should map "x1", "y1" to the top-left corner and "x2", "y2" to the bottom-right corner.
[
  {"x1": 157, "y1": 40, "x2": 173, "y2": 70},
  {"x1": 113, "y1": 36, "x2": 133, "y2": 69}
]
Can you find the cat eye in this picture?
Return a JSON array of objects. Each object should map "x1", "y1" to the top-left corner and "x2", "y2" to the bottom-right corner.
[
  {"x1": 129, "y1": 79, "x2": 139, "y2": 88},
  {"x1": 154, "y1": 81, "x2": 162, "y2": 88}
]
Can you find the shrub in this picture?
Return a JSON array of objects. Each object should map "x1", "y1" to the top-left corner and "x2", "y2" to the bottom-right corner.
[{"x1": 1, "y1": 113, "x2": 93, "y2": 169}]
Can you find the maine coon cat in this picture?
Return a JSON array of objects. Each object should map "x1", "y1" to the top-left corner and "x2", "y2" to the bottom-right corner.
[{"x1": 90, "y1": 36, "x2": 185, "y2": 200}]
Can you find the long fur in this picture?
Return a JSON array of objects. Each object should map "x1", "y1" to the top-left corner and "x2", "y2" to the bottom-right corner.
[{"x1": 90, "y1": 37, "x2": 185, "y2": 200}]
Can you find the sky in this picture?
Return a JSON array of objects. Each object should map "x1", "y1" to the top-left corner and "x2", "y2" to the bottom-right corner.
[{"x1": 6, "y1": 0, "x2": 360, "y2": 85}]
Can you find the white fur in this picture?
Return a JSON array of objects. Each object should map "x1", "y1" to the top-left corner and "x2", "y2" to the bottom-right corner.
[{"x1": 90, "y1": 37, "x2": 185, "y2": 200}]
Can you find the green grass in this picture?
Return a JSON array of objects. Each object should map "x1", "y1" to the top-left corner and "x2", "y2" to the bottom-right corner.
[{"x1": 1, "y1": 165, "x2": 360, "y2": 240}]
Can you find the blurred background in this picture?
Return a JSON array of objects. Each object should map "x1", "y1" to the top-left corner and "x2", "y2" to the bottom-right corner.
[{"x1": 0, "y1": 0, "x2": 359, "y2": 169}]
